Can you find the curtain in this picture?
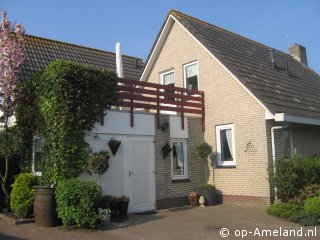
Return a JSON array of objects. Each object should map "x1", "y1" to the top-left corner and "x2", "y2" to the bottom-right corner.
[
  {"x1": 175, "y1": 142, "x2": 184, "y2": 168},
  {"x1": 225, "y1": 129, "x2": 234, "y2": 159},
  {"x1": 186, "y1": 64, "x2": 197, "y2": 78},
  {"x1": 163, "y1": 72, "x2": 174, "y2": 85}
]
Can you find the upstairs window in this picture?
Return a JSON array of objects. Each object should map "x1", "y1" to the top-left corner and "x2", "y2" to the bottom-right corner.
[
  {"x1": 216, "y1": 124, "x2": 236, "y2": 166},
  {"x1": 184, "y1": 61, "x2": 198, "y2": 90}
]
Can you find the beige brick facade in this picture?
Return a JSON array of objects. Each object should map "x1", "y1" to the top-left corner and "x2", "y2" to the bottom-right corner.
[
  {"x1": 154, "y1": 115, "x2": 205, "y2": 209},
  {"x1": 147, "y1": 22, "x2": 271, "y2": 205}
]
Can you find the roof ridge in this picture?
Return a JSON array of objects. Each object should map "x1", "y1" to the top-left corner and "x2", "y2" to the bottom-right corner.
[
  {"x1": 169, "y1": 9, "x2": 310, "y2": 64},
  {"x1": 26, "y1": 34, "x2": 143, "y2": 61}
]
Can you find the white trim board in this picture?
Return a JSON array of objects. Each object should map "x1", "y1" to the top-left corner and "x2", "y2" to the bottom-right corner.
[{"x1": 274, "y1": 113, "x2": 320, "y2": 126}]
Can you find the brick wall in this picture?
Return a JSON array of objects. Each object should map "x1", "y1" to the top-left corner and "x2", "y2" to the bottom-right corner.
[
  {"x1": 147, "y1": 21, "x2": 271, "y2": 205},
  {"x1": 155, "y1": 115, "x2": 205, "y2": 209}
]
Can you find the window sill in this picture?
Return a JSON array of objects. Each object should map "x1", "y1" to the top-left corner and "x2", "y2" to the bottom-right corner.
[
  {"x1": 216, "y1": 165, "x2": 236, "y2": 169},
  {"x1": 171, "y1": 178, "x2": 190, "y2": 183}
]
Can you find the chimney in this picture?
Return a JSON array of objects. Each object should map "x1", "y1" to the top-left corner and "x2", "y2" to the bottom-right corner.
[{"x1": 288, "y1": 44, "x2": 308, "y2": 66}]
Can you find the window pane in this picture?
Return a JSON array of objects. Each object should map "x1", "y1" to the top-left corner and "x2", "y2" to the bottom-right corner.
[
  {"x1": 34, "y1": 139, "x2": 41, "y2": 152},
  {"x1": 162, "y1": 72, "x2": 175, "y2": 101},
  {"x1": 34, "y1": 153, "x2": 42, "y2": 172},
  {"x1": 185, "y1": 63, "x2": 198, "y2": 90},
  {"x1": 283, "y1": 129, "x2": 291, "y2": 159},
  {"x1": 34, "y1": 138, "x2": 42, "y2": 172},
  {"x1": 220, "y1": 129, "x2": 233, "y2": 162},
  {"x1": 172, "y1": 142, "x2": 184, "y2": 176},
  {"x1": 163, "y1": 72, "x2": 174, "y2": 86}
]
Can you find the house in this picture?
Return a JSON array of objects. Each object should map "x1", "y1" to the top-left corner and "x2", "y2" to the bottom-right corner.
[{"x1": 140, "y1": 10, "x2": 320, "y2": 206}]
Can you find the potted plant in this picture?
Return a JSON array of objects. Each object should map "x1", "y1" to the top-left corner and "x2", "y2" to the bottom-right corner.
[
  {"x1": 195, "y1": 143, "x2": 213, "y2": 183},
  {"x1": 88, "y1": 151, "x2": 110, "y2": 186},
  {"x1": 119, "y1": 195, "x2": 130, "y2": 220},
  {"x1": 162, "y1": 142, "x2": 172, "y2": 159},
  {"x1": 98, "y1": 208, "x2": 111, "y2": 226},
  {"x1": 200, "y1": 184, "x2": 216, "y2": 206},
  {"x1": 188, "y1": 191, "x2": 198, "y2": 207},
  {"x1": 110, "y1": 196, "x2": 120, "y2": 221},
  {"x1": 108, "y1": 138, "x2": 121, "y2": 156},
  {"x1": 99, "y1": 195, "x2": 112, "y2": 209}
]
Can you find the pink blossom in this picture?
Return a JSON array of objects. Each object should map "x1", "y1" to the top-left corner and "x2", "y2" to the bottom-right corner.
[{"x1": 0, "y1": 11, "x2": 25, "y2": 120}]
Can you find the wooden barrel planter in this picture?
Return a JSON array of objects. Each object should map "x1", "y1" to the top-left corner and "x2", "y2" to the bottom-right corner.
[{"x1": 34, "y1": 187, "x2": 58, "y2": 227}]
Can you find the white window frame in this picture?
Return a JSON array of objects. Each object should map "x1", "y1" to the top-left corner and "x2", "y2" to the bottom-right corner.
[
  {"x1": 183, "y1": 61, "x2": 199, "y2": 90},
  {"x1": 160, "y1": 69, "x2": 175, "y2": 86},
  {"x1": 32, "y1": 135, "x2": 42, "y2": 176},
  {"x1": 216, "y1": 124, "x2": 236, "y2": 166},
  {"x1": 160, "y1": 69, "x2": 176, "y2": 115},
  {"x1": 171, "y1": 139, "x2": 188, "y2": 180}
]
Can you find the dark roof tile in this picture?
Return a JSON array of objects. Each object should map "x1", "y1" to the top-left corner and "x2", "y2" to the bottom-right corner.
[
  {"x1": 19, "y1": 35, "x2": 144, "y2": 81},
  {"x1": 171, "y1": 10, "x2": 320, "y2": 119}
]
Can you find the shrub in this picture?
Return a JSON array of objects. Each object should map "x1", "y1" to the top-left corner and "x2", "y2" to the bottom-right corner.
[
  {"x1": 10, "y1": 173, "x2": 38, "y2": 218},
  {"x1": 267, "y1": 203, "x2": 302, "y2": 218},
  {"x1": 271, "y1": 157, "x2": 320, "y2": 202},
  {"x1": 304, "y1": 197, "x2": 320, "y2": 219},
  {"x1": 55, "y1": 179, "x2": 102, "y2": 228},
  {"x1": 200, "y1": 184, "x2": 215, "y2": 190},
  {"x1": 290, "y1": 184, "x2": 320, "y2": 206},
  {"x1": 298, "y1": 216, "x2": 319, "y2": 226}
]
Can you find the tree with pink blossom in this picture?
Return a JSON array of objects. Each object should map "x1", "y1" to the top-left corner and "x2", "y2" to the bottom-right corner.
[{"x1": 0, "y1": 11, "x2": 25, "y2": 198}]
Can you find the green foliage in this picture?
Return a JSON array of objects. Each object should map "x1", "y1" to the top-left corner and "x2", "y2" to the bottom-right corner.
[
  {"x1": 290, "y1": 184, "x2": 320, "y2": 206},
  {"x1": 16, "y1": 60, "x2": 118, "y2": 185},
  {"x1": 55, "y1": 179, "x2": 102, "y2": 228},
  {"x1": 298, "y1": 216, "x2": 319, "y2": 226},
  {"x1": 10, "y1": 173, "x2": 38, "y2": 218},
  {"x1": 195, "y1": 143, "x2": 212, "y2": 160},
  {"x1": 304, "y1": 197, "x2": 320, "y2": 219},
  {"x1": 15, "y1": 72, "x2": 44, "y2": 171},
  {"x1": 88, "y1": 151, "x2": 110, "y2": 176},
  {"x1": 0, "y1": 126, "x2": 20, "y2": 157},
  {"x1": 271, "y1": 157, "x2": 320, "y2": 202},
  {"x1": 200, "y1": 184, "x2": 215, "y2": 190},
  {"x1": 267, "y1": 203, "x2": 302, "y2": 218}
]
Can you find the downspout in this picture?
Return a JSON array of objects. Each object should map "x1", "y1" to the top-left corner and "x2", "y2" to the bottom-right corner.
[{"x1": 271, "y1": 125, "x2": 289, "y2": 200}]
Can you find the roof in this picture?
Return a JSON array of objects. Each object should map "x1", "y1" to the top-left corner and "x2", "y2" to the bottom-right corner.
[
  {"x1": 19, "y1": 35, "x2": 144, "y2": 81},
  {"x1": 144, "y1": 10, "x2": 320, "y2": 120}
]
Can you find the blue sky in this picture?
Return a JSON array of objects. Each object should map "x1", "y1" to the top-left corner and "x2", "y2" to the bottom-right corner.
[{"x1": 2, "y1": 0, "x2": 320, "y2": 74}]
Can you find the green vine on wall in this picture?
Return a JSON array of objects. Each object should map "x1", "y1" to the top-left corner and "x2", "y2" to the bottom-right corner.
[{"x1": 16, "y1": 60, "x2": 118, "y2": 185}]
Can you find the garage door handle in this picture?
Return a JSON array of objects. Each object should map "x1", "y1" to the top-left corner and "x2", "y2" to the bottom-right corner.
[{"x1": 129, "y1": 171, "x2": 133, "y2": 177}]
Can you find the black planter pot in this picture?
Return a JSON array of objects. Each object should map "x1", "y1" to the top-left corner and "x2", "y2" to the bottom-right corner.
[
  {"x1": 118, "y1": 200, "x2": 129, "y2": 220},
  {"x1": 109, "y1": 140, "x2": 121, "y2": 156},
  {"x1": 110, "y1": 200, "x2": 120, "y2": 220},
  {"x1": 202, "y1": 189, "x2": 217, "y2": 206},
  {"x1": 34, "y1": 187, "x2": 58, "y2": 227}
]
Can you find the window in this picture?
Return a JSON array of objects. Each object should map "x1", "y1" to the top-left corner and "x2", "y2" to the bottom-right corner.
[
  {"x1": 216, "y1": 124, "x2": 236, "y2": 166},
  {"x1": 171, "y1": 139, "x2": 188, "y2": 179},
  {"x1": 282, "y1": 128, "x2": 292, "y2": 159},
  {"x1": 33, "y1": 136, "x2": 42, "y2": 175},
  {"x1": 184, "y1": 61, "x2": 198, "y2": 90},
  {"x1": 161, "y1": 70, "x2": 175, "y2": 100}
]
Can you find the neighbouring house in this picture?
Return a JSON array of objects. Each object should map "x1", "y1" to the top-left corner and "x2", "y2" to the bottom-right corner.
[
  {"x1": 19, "y1": 35, "x2": 144, "y2": 81},
  {"x1": 140, "y1": 10, "x2": 320, "y2": 206}
]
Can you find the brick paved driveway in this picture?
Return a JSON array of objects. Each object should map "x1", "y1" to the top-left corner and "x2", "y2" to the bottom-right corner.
[{"x1": 0, "y1": 204, "x2": 319, "y2": 240}]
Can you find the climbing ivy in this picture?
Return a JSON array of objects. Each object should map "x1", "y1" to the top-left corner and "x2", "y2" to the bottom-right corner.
[{"x1": 16, "y1": 60, "x2": 118, "y2": 184}]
